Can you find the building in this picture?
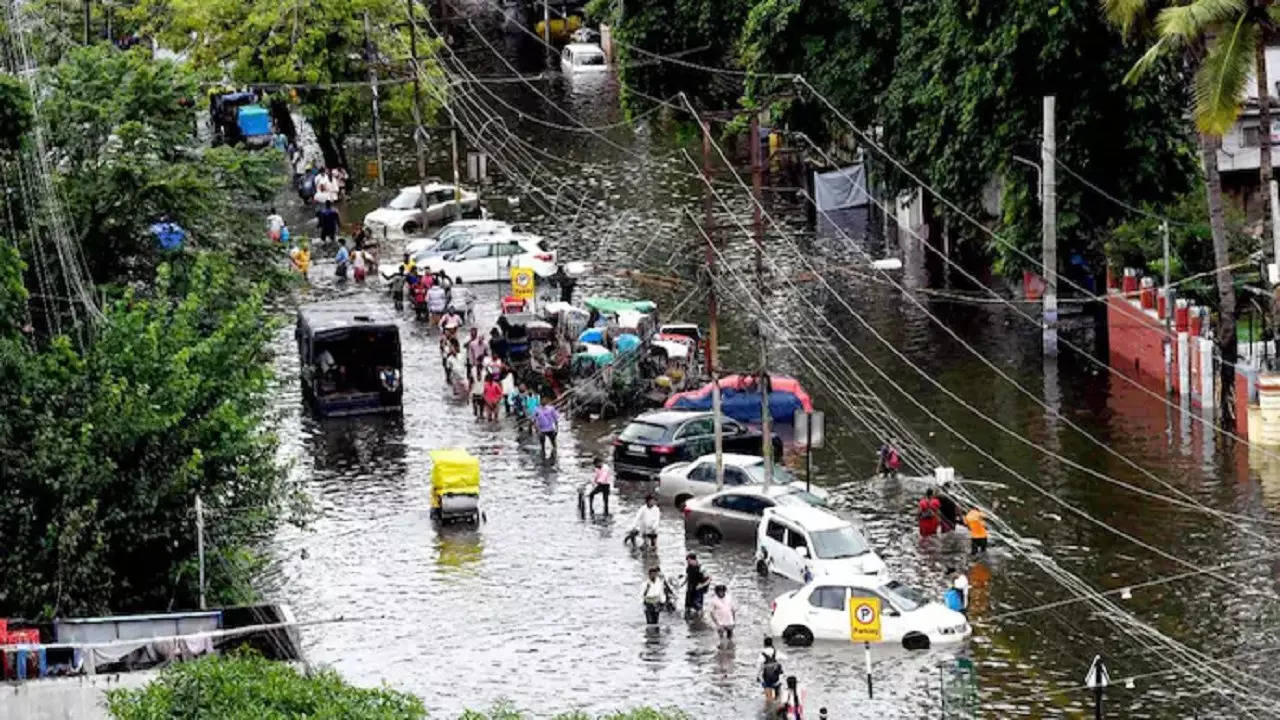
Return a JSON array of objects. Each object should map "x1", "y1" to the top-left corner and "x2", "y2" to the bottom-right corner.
[{"x1": 1216, "y1": 46, "x2": 1280, "y2": 221}]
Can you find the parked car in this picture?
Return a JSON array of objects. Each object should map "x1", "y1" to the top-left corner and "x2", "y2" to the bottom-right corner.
[
  {"x1": 612, "y1": 410, "x2": 783, "y2": 480},
  {"x1": 681, "y1": 486, "x2": 829, "y2": 546},
  {"x1": 362, "y1": 183, "x2": 480, "y2": 240},
  {"x1": 406, "y1": 219, "x2": 512, "y2": 256},
  {"x1": 561, "y1": 43, "x2": 608, "y2": 73},
  {"x1": 424, "y1": 234, "x2": 556, "y2": 284},
  {"x1": 755, "y1": 504, "x2": 885, "y2": 581},
  {"x1": 410, "y1": 229, "x2": 522, "y2": 270},
  {"x1": 657, "y1": 453, "x2": 829, "y2": 509},
  {"x1": 769, "y1": 572, "x2": 970, "y2": 649}
]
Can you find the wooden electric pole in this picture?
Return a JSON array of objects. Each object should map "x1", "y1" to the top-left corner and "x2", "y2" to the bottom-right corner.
[
  {"x1": 702, "y1": 118, "x2": 725, "y2": 490},
  {"x1": 750, "y1": 113, "x2": 773, "y2": 486},
  {"x1": 363, "y1": 12, "x2": 385, "y2": 188},
  {"x1": 407, "y1": 0, "x2": 430, "y2": 225}
]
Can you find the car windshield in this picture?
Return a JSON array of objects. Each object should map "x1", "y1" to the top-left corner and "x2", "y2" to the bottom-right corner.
[
  {"x1": 880, "y1": 580, "x2": 927, "y2": 612},
  {"x1": 619, "y1": 422, "x2": 666, "y2": 443},
  {"x1": 746, "y1": 464, "x2": 796, "y2": 484},
  {"x1": 809, "y1": 526, "x2": 870, "y2": 559},
  {"x1": 387, "y1": 190, "x2": 420, "y2": 210},
  {"x1": 577, "y1": 53, "x2": 605, "y2": 66},
  {"x1": 775, "y1": 490, "x2": 829, "y2": 509}
]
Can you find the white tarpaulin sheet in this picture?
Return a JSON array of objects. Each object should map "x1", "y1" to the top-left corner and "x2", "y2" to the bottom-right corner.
[{"x1": 814, "y1": 164, "x2": 869, "y2": 211}]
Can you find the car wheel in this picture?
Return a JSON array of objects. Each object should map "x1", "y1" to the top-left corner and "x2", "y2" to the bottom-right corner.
[
  {"x1": 902, "y1": 632, "x2": 931, "y2": 651},
  {"x1": 403, "y1": 221, "x2": 420, "y2": 236},
  {"x1": 782, "y1": 625, "x2": 813, "y2": 647},
  {"x1": 696, "y1": 526, "x2": 722, "y2": 546},
  {"x1": 674, "y1": 494, "x2": 692, "y2": 510}
]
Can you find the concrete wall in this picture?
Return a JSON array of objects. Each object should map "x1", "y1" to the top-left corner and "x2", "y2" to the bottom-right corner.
[
  {"x1": 1106, "y1": 293, "x2": 1167, "y2": 385},
  {"x1": 0, "y1": 671, "x2": 155, "y2": 720}
]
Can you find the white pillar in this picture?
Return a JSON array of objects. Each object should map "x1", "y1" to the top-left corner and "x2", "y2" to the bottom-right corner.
[
  {"x1": 1199, "y1": 336, "x2": 1215, "y2": 413},
  {"x1": 1178, "y1": 332, "x2": 1191, "y2": 401}
]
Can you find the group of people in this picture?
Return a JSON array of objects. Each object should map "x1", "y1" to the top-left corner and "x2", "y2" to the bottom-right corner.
[{"x1": 916, "y1": 486, "x2": 990, "y2": 555}]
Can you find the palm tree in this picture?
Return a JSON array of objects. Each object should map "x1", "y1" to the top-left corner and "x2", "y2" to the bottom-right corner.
[{"x1": 1104, "y1": 0, "x2": 1276, "y2": 419}]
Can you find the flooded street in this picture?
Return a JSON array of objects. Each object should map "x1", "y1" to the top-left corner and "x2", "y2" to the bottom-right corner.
[{"x1": 260, "y1": 11, "x2": 1280, "y2": 718}]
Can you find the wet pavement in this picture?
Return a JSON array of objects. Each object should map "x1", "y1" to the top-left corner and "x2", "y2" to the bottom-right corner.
[{"x1": 256, "y1": 11, "x2": 1280, "y2": 718}]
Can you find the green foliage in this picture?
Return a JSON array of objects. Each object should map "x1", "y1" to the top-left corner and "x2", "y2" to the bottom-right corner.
[
  {"x1": 743, "y1": 0, "x2": 1198, "y2": 279},
  {"x1": 107, "y1": 650, "x2": 426, "y2": 720},
  {"x1": 0, "y1": 74, "x2": 33, "y2": 153},
  {"x1": 0, "y1": 250, "x2": 299, "y2": 618},
  {"x1": 38, "y1": 45, "x2": 285, "y2": 285}
]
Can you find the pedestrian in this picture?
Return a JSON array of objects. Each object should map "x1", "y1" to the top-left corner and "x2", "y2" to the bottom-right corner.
[
  {"x1": 965, "y1": 504, "x2": 989, "y2": 556},
  {"x1": 877, "y1": 440, "x2": 901, "y2": 479},
  {"x1": 466, "y1": 328, "x2": 486, "y2": 384},
  {"x1": 629, "y1": 494, "x2": 660, "y2": 549},
  {"x1": 426, "y1": 283, "x2": 447, "y2": 325},
  {"x1": 759, "y1": 639, "x2": 784, "y2": 702},
  {"x1": 470, "y1": 373, "x2": 486, "y2": 421},
  {"x1": 483, "y1": 373, "x2": 503, "y2": 422},
  {"x1": 778, "y1": 675, "x2": 804, "y2": 720},
  {"x1": 532, "y1": 399, "x2": 560, "y2": 460},
  {"x1": 707, "y1": 584, "x2": 737, "y2": 643},
  {"x1": 266, "y1": 207, "x2": 284, "y2": 242},
  {"x1": 334, "y1": 238, "x2": 349, "y2": 280},
  {"x1": 352, "y1": 246, "x2": 368, "y2": 283},
  {"x1": 489, "y1": 327, "x2": 509, "y2": 362},
  {"x1": 551, "y1": 264, "x2": 577, "y2": 303},
  {"x1": 943, "y1": 566, "x2": 969, "y2": 613},
  {"x1": 684, "y1": 552, "x2": 710, "y2": 616},
  {"x1": 588, "y1": 455, "x2": 612, "y2": 515},
  {"x1": 289, "y1": 241, "x2": 310, "y2": 280},
  {"x1": 917, "y1": 487, "x2": 941, "y2": 537},
  {"x1": 642, "y1": 566, "x2": 666, "y2": 625},
  {"x1": 317, "y1": 200, "x2": 340, "y2": 243}
]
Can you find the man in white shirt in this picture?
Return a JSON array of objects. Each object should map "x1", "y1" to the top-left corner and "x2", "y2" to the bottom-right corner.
[
  {"x1": 266, "y1": 208, "x2": 285, "y2": 241},
  {"x1": 642, "y1": 566, "x2": 667, "y2": 625},
  {"x1": 707, "y1": 584, "x2": 737, "y2": 644},
  {"x1": 630, "y1": 494, "x2": 660, "y2": 549}
]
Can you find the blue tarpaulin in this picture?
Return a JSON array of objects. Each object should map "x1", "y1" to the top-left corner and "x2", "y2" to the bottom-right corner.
[
  {"x1": 237, "y1": 106, "x2": 271, "y2": 137},
  {"x1": 578, "y1": 328, "x2": 604, "y2": 344},
  {"x1": 150, "y1": 222, "x2": 187, "y2": 251}
]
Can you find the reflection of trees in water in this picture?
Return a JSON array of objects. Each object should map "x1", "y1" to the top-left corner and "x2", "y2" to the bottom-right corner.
[{"x1": 305, "y1": 413, "x2": 407, "y2": 474}]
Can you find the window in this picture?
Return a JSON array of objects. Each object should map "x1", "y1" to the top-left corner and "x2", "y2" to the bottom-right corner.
[
  {"x1": 765, "y1": 520, "x2": 786, "y2": 542},
  {"x1": 676, "y1": 418, "x2": 714, "y2": 439},
  {"x1": 738, "y1": 496, "x2": 773, "y2": 516},
  {"x1": 577, "y1": 52, "x2": 605, "y2": 66},
  {"x1": 810, "y1": 526, "x2": 871, "y2": 559},
  {"x1": 724, "y1": 468, "x2": 750, "y2": 486},
  {"x1": 745, "y1": 464, "x2": 797, "y2": 484},
  {"x1": 688, "y1": 463, "x2": 714, "y2": 483},
  {"x1": 776, "y1": 490, "x2": 830, "y2": 509},
  {"x1": 879, "y1": 580, "x2": 927, "y2": 612},
  {"x1": 431, "y1": 190, "x2": 454, "y2": 204},
  {"x1": 808, "y1": 586, "x2": 846, "y2": 611},
  {"x1": 562, "y1": 48, "x2": 572, "y2": 62},
  {"x1": 785, "y1": 527, "x2": 808, "y2": 550},
  {"x1": 619, "y1": 422, "x2": 667, "y2": 443},
  {"x1": 712, "y1": 494, "x2": 746, "y2": 510},
  {"x1": 1245, "y1": 125, "x2": 1261, "y2": 148},
  {"x1": 494, "y1": 243, "x2": 523, "y2": 257},
  {"x1": 722, "y1": 421, "x2": 743, "y2": 435}
]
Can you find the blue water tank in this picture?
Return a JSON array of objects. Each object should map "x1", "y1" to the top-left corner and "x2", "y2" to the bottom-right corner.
[{"x1": 237, "y1": 105, "x2": 271, "y2": 137}]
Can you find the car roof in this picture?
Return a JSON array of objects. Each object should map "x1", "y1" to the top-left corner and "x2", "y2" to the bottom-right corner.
[
  {"x1": 565, "y1": 43, "x2": 604, "y2": 53},
  {"x1": 691, "y1": 453, "x2": 762, "y2": 466},
  {"x1": 765, "y1": 503, "x2": 850, "y2": 530},
  {"x1": 398, "y1": 183, "x2": 456, "y2": 193},
  {"x1": 297, "y1": 299, "x2": 398, "y2": 334}
]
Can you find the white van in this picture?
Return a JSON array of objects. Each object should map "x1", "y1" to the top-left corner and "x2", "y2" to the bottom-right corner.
[
  {"x1": 561, "y1": 43, "x2": 608, "y2": 73},
  {"x1": 755, "y1": 505, "x2": 886, "y2": 582}
]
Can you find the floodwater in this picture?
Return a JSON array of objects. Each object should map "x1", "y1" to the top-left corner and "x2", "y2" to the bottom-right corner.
[{"x1": 260, "y1": 8, "x2": 1280, "y2": 718}]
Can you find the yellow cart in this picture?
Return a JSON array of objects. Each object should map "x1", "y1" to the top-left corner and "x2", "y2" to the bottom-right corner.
[{"x1": 429, "y1": 449, "x2": 482, "y2": 524}]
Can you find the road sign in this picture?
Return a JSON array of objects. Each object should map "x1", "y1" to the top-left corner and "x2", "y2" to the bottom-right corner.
[
  {"x1": 849, "y1": 596, "x2": 882, "y2": 643},
  {"x1": 793, "y1": 410, "x2": 825, "y2": 448},
  {"x1": 510, "y1": 267, "x2": 535, "y2": 301},
  {"x1": 1084, "y1": 655, "x2": 1110, "y2": 689}
]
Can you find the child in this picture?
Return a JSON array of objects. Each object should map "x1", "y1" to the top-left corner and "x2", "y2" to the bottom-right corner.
[
  {"x1": 483, "y1": 374, "x2": 503, "y2": 422},
  {"x1": 471, "y1": 374, "x2": 486, "y2": 420}
]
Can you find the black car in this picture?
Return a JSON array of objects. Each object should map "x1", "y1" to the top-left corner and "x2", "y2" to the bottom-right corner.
[{"x1": 612, "y1": 410, "x2": 783, "y2": 480}]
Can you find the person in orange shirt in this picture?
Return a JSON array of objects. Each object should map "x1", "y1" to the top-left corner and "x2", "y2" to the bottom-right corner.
[{"x1": 964, "y1": 505, "x2": 989, "y2": 556}]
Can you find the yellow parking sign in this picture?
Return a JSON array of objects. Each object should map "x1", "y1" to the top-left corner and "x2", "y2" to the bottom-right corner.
[
  {"x1": 510, "y1": 267, "x2": 536, "y2": 301},
  {"x1": 850, "y1": 596, "x2": 882, "y2": 643}
]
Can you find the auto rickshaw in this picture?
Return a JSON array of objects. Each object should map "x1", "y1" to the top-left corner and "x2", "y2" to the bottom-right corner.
[{"x1": 429, "y1": 449, "x2": 482, "y2": 524}]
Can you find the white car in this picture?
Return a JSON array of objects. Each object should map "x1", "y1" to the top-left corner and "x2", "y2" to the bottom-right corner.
[
  {"x1": 561, "y1": 43, "x2": 608, "y2": 73},
  {"x1": 362, "y1": 183, "x2": 480, "y2": 240},
  {"x1": 657, "y1": 453, "x2": 830, "y2": 509},
  {"x1": 405, "y1": 219, "x2": 512, "y2": 256},
  {"x1": 756, "y1": 504, "x2": 886, "y2": 581},
  {"x1": 429, "y1": 234, "x2": 557, "y2": 284},
  {"x1": 769, "y1": 572, "x2": 970, "y2": 649}
]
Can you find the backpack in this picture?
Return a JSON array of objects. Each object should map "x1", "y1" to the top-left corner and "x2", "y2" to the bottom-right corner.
[
  {"x1": 944, "y1": 588, "x2": 964, "y2": 612},
  {"x1": 761, "y1": 657, "x2": 783, "y2": 686}
]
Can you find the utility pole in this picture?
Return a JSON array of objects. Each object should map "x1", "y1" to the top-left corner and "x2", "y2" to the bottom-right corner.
[
  {"x1": 451, "y1": 126, "x2": 462, "y2": 210},
  {"x1": 83, "y1": 0, "x2": 90, "y2": 44},
  {"x1": 702, "y1": 118, "x2": 725, "y2": 490},
  {"x1": 749, "y1": 114, "x2": 774, "y2": 485},
  {"x1": 543, "y1": 0, "x2": 552, "y2": 67},
  {"x1": 1041, "y1": 96, "x2": 1058, "y2": 357},
  {"x1": 407, "y1": 0, "x2": 430, "y2": 225},
  {"x1": 1163, "y1": 219, "x2": 1173, "y2": 395},
  {"x1": 363, "y1": 12, "x2": 385, "y2": 188},
  {"x1": 194, "y1": 495, "x2": 206, "y2": 610}
]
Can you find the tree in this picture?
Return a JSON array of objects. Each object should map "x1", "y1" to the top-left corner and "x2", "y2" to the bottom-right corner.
[
  {"x1": 1108, "y1": 0, "x2": 1259, "y2": 418},
  {"x1": 106, "y1": 650, "x2": 427, "y2": 720},
  {"x1": 742, "y1": 0, "x2": 1198, "y2": 283},
  {"x1": 39, "y1": 45, "x2": 285, "y2": 286},
  {"x1": 130, "y1": 0, "x2": 442, "y2": 169},
  {"x1": 0, "y1": 250, "x2": 300, "y2": 618}
]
